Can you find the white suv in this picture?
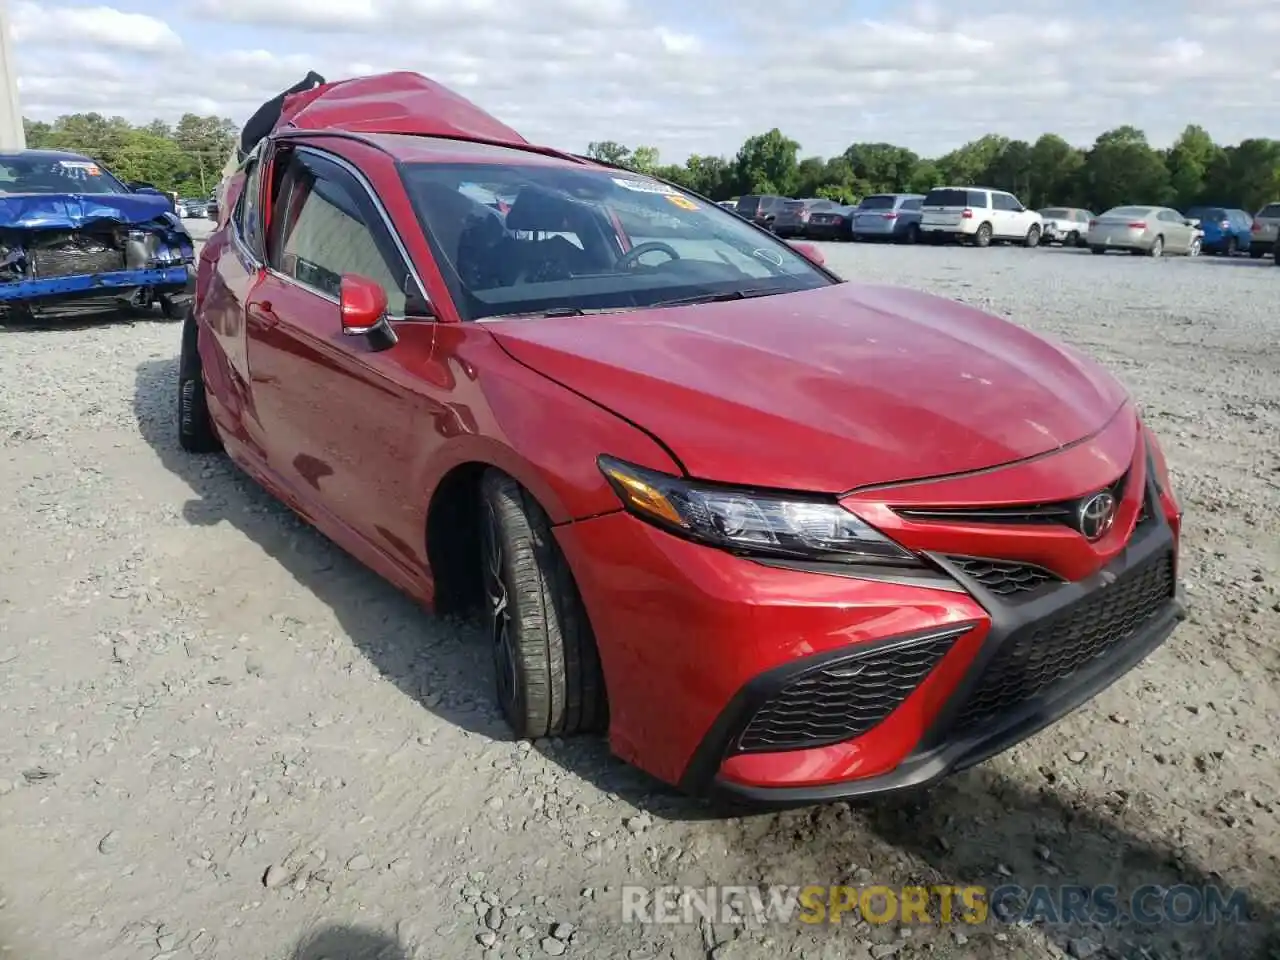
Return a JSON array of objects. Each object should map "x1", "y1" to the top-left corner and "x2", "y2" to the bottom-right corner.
[{"x1": 920, "y1": 186, "x2": 1043, "y2": 247}]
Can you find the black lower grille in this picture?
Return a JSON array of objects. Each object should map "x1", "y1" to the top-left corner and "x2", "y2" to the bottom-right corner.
[
  {"x1": 738, "y1": 629, "x2": 964, "y2": 752},
  {"x1": 953, "y1": 551, "x2": 1175, "y2": 731},
  {"x1": 32, "y1": 246, "x2": 124, "y2": 278},
  {"x1": 947, "y1": 556, "x2": 1061, "y2": 596}
]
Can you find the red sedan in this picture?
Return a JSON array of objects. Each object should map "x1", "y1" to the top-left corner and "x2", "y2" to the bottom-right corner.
[{"x1": 179, "y1": 73, "x2": 1186, "y2": 806}]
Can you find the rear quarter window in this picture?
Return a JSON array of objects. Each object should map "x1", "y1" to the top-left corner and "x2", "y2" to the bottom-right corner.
[{"x1": 968, "y1": 190, "x2": 990, "y2": 207}]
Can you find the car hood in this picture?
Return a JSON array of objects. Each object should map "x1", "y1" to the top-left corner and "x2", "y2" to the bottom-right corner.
[
  {"x1": 0, "y1": 192, "x2": 175, "y2": 230},
  {"x1": 490, "y1": 283, "x2": 1129, "y2": 493}
]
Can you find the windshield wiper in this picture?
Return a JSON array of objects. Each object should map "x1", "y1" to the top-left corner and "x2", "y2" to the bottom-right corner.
[{"x1": 646, "y1": 288, "x2": 781, "y2": 309}]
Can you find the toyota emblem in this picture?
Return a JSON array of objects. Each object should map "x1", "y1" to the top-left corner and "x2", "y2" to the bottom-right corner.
[{"x1": 1076, "y1": 491, "x2": 1117, "y2": 541}]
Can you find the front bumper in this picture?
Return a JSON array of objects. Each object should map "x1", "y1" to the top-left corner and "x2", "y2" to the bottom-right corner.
[
  {"x1": 557, "y1": 416, "x2": 1184, "y2": 806},
  {"x1": 0, "y1": 264, "x2": 194, "y2": 304}
]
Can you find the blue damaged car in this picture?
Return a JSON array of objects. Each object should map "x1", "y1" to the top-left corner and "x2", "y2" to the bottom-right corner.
[{"x1": 0, "y1": 149, "x2": 195, "y2": 321}]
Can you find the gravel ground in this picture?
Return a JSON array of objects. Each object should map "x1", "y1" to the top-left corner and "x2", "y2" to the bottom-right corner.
[{"x1": 0, "y1": 235, "x2": 1277, "y2": 960}]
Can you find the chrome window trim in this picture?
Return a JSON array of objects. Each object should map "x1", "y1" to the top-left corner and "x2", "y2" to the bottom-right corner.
[{"x1": 291, "y1": 144, "x2": 432, "y2": 311}]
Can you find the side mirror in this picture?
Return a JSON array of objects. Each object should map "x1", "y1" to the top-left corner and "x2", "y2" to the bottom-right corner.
[
  {"x1": 789, "y1": 241, "x2": 826, "y2": 267},
  {"x1": 340, "y1": 274, "x2": 398, "y2": 352}
]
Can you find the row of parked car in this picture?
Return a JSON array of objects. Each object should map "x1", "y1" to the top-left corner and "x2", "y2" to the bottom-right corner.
[{"x1": 718, "y1": 191, "x2": 1280, "y2": 260}]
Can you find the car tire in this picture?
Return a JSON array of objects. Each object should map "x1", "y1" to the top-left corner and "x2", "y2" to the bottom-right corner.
[
  {"x1": 1225, "y1": 236, "x2": 1237, "y2": 257},
  {"x1": 479, "y1": 469, "x2": 607, "y2": 740},
  {"x1": 902, "y1": 223, "x2": 920, "y2": 245},
  {"x1": 1147, "y1": 235, "x2": 1164, "y2": 257},
  {"x1": 1249, "y1": 247, "x2": 1263, "y2": 259},
  {"x1": 177, "y1": 307, "x2": 223, "y2": 454},
  {"x1": 1090, "y1": 246, "x2": 1106, "y2": 255},
  {"x1": 1023, "y1": 224, "x2": 1041, "y2": 248},
  {"x1": 1067, "y1": 230, "x2": 1080, "y2": 247},
  {"x1": 1188, "y1": 237, "x2": 1202, "y2": 257},
  {"x1": 973, "y1": 222, "x2": 993, "y2": 247}
]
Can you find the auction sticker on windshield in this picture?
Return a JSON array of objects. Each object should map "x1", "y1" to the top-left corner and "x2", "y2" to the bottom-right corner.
[
  {"x1": 666, "y1": 195, "x2": 699, "y2": 211},
  {"x1": 612, "y1": 177, "x2": 680, "y2": 196}
]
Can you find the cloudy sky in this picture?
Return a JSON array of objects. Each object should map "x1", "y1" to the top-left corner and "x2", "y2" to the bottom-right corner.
[{"x1": 7, "y1": 0, "x2": 1279, "y2": 163}]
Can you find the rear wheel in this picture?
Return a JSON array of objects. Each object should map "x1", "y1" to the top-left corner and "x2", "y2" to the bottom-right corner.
[
  {"x1": 902, "y1": 223, "x2": 920, "y2": 245},
  {"x1": 479, "y1": 470, "x2": 607, "y2": 739},
  {"x1": 1148, "y1": 235, "x2": 1165, "y2": 258},
  {"x1": 1250, "y1": 247, "x2": 1264, "y2": 259},
  {"x1": 177, "y1": 307, "x2": 222, "y2": 454},
  {"x1": 1225, "y1": 236, "x2": 1238, "y2": 256},
  {"x1": 973, "y1": 222, "x2": 993, "y2": 247}
]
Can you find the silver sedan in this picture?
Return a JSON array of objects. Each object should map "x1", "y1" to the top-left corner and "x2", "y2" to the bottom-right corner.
[{"x1": 1087, "y1": 205, "x2": 1202, "y2": 257}]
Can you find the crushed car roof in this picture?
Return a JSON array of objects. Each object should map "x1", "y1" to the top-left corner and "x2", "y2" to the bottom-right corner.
[{"x1": 277, "y1": 72, "x2": 531, "y2": 147}]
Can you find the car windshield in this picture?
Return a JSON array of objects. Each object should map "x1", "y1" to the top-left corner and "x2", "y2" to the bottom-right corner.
[
  {"x1": 0, "y1": 154, "x2": 128, "y2": 195},
  {"x1": 401, "y1": 162, "x2": 835, "y2": 321}
]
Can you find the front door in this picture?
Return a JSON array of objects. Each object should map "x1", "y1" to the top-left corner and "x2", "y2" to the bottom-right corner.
[{"x1": 246, "y1": 144, "x2": 438, "y2": 576}]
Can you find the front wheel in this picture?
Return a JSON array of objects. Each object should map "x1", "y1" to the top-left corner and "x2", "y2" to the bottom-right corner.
[
  {"x1": 177, "y1": 307, "x2": 223, "y2": 454},
  {"x1": 1024, "y1": 225, "x2": 1041, "y2": 248},
  {"x1": 1188, "y1": 237, "x2": 1202, "y2": 257},
  {"x1": 1090, "y1": 246, "x2": 1106, "y2": 255},
  {"x1": 479, "y1": 470, "x2": 607, "y2": 739}
]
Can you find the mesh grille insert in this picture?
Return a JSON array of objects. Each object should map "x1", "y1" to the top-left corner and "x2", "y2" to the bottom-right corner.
[
  {"x1": 738, "y1": 629, "x2": 964, "y2": 752},
  {"x1": 953, "y1": 551, "x2": 1175, "y2": 732}
]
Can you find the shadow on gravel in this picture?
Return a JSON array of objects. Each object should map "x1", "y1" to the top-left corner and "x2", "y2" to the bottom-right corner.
[
  {"x1": 290, "y1": 924, "x2": 407, "y2": 960},
  {"x1": 132, "y1": 358, "x2": 1279, "y2": 960},
  {"x1": 0, "y1": 307, "x2": 179, "y2": 332},
  {"x1": 131, "y1": 357, "x2": 668, "y2": 805},
  {"x1": 711, "y1": 768, "x2": 1279, "y2": 959}
]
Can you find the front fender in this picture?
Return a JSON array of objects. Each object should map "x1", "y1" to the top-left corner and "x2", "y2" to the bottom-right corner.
[{"x1": 410, "y1": 328, "x2": 681, "y2": 526}]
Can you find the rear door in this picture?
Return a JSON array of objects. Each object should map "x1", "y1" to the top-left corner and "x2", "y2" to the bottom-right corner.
[{"x1": 248, "y1": 144, "x2": 437, "y2": 571}]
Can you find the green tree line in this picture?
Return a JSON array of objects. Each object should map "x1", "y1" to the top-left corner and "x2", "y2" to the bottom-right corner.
[
  {"x1": 19, "y1": 112, "x2": 1280, "y2": 214},
  {"x1": 21, "y1": 113, "x2": 238, "y2": 196},
  {"x1": 590, "y1": 125, "x2": 1280, "y2": 214}
]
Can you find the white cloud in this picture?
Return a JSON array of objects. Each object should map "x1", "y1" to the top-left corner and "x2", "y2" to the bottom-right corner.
[
  {"x1": 7, "y1": 1, "x2": 1280, "y2": 162},
  {"x1": 10, "y1": 2, "x2": 179, "y2": 51}
]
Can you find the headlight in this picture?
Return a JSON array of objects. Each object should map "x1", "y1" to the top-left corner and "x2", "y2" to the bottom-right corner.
[{"x1": 597, "y1": 456, "x2": 920, "y2": 566}]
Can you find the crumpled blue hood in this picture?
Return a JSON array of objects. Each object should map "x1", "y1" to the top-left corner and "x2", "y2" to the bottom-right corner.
[{"x1": 0, "y1": 192, "x2": 174, "y2": 230}]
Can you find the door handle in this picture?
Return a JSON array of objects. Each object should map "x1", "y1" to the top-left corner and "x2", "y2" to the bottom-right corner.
[{"x1": 248, "y1": 299, "x2": 279, "y2": 330}]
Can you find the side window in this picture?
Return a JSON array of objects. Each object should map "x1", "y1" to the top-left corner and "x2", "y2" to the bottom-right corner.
[
  {"x1": 991, "y1": 193, "x2": 1016, "y2": 211},
  {"x1": 266, "y1": 150, "x2": 425, "y2": 317},
  {"x1": 969, "y1": 190, "x2": 990, "y2": 208},
  {"x1": 1157, "y1": 209, "x2": 1178, "y2": 223},
  {"x1": 234, "y1": 158, "x2": 265, "y2": 259}
]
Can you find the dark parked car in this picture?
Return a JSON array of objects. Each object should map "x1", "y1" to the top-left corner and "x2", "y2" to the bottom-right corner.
[
  {"x1": 0, "y1": 149, "x2": 194, "y2": 321},
  {"x1": 772, "y1": 198, "x2": 841, "y2": 238},
  {"x1": 734, "y1": 193, "x2": 788, "y2": 231},
  {"x1": 805, "y1": 205, "x2": 855, "y2": 240},
  {"x1": 180, "y1": 71, "x2": 1186, "y2": 807},
  {"x1": 850, "y1": 193, "x2": 925, "y2": 243},
  {"x1": 1183, "y1": 207, "x2": 1253, "y2": 256}
]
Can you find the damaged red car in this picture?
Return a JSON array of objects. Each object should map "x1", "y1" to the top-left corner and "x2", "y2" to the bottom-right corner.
[{"x1": 180, "y1": 72, "x2": 1186, "y2": 806}]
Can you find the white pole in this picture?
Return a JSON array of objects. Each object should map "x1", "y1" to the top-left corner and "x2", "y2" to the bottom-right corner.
[{"x1": 0, "y1": 0, "x2": 26, "y2": 149}]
